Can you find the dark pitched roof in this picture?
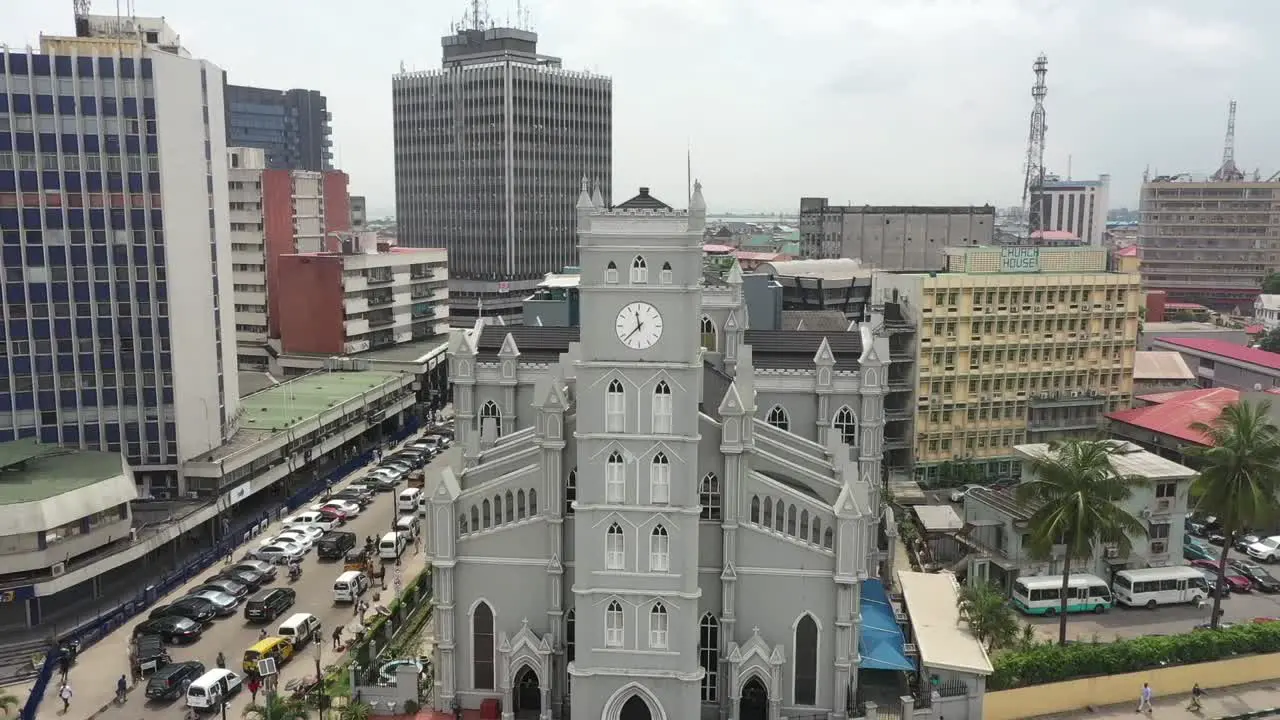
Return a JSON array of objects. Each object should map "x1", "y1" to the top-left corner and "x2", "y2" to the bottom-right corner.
[
  {"x1": 967, "y1": 486, "x2": 1034, "y2": 522},
  {"x1": 746, "y1": 330, "x2": 863, "y2": 371},
  {"x1": 781, "y1": 310, "x2": 849, "y2": 332},
  {"x1": 475, "y1": 325, "x2": 579, "y2": 362},
  {"x1": 613, "y1": 187, "x2": 672, "y2": 211}
]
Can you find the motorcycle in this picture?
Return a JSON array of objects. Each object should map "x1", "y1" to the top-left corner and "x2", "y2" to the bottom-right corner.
[{"x1": 288, "y1": 563, "x2": 302, "y2": 582}]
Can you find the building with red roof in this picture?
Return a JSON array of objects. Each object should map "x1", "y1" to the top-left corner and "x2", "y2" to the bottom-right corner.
[
  {"x1": 1106, "y1": 386, "x2": 1280, "y2": 463},
  {"x1": 1151, "y1": 336, "x2": 1280, "y2": 391}
]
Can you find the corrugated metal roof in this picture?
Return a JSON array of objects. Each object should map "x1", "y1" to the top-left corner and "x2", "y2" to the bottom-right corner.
[
  {"x1": 1015, "y1": 442, "x2": 1195, "y2": 480},
  {"x1": 746, "y1": 330, "x2": 863, "y2": 371},
  {"x1": 914, "y1": 504, "x2": 963, "y2": 533},
  {"x1": 781, "y1": 311, "x2": 850, "y2": 332},
  {"x1": 1133, "y1": 351, "x2": 1195, "y2": 381},
  {"x1": 1158, "y1": 336, "x2": 1280, "y2": 371},
  {"x1": 1105, "y1": 387, "x2": 1239, "y2": 445},
  {"x1": 759, "y1": 258, "x2": 867, "y2": 279}
]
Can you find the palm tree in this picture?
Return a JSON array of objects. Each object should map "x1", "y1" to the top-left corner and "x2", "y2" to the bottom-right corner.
[
  {"x1": 243, "y1": 693, "x2": 310, "y2": 720},
  {"x1": 956, "y1": 582, "x2": 1021, "y2": 652},
  {"x1": 1186, "y1": 400, "x2": 1280, "y2": 629},
  {"x1": 0, "y1": 690, "x2": 19, "y2": 716},
  {"x1": 1017, "y1": 439, "x2": 1150, "y2": 645}
]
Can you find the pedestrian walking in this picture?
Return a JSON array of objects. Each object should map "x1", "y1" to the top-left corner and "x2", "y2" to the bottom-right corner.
[
  {"x1": 1137, "y1": 682, "x2": 1153, "y2": 713},
  {"x1": 247, "y1": 676, "x2": 261, "y2": 704},
  {"x1": 58, "y1": 652, "x2": 70, "y2": 681},
  {"x1": 1188, "y1": 683, "x2": 1204, "y2": 711},
  {"x1": 57, "y1": 682, "x2": 72, "y2": 713},
  {"x1": 413, "y1": 532, "x2": 422, "y2": 554},
  {"x1": 332, "y1": 625, "x2": 343, "y2": 650}
]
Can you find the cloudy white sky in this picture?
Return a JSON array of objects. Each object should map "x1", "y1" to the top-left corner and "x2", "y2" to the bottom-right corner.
[{"x1": 8, "y1": 0, "x2": 1277, "y2": 214}]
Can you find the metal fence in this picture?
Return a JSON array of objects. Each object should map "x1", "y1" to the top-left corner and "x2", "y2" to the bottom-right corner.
[{"x1": 52, "y1": 421, "x2": 421, "y2": 658}]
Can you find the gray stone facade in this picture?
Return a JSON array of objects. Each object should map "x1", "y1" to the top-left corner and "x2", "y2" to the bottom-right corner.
[{"x1": 427, "y1": 184, "x2": 892, "y2": 720}]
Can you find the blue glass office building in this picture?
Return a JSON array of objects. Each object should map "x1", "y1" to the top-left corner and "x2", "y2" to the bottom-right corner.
[
  {"x1": 0, "y1": 35, "x2": 240, "y2": 493},
  {"x1": 225, "y1": 85, "x2": 332, "y2": 171}
]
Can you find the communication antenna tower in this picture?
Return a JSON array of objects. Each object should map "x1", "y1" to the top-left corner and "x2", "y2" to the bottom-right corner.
[
  {"x1": 469, "y1": 0, "x2": 490, "y2": 30},
  {"x1": 1020, "y1": 54, "x2": 1048, "y2": 242},
  {"x1": 73, "y1": 0, "x2": 92, "y2": 36},
  {"x1": 1211, "y1": 100, "x2": 1244, "y2": 182}
]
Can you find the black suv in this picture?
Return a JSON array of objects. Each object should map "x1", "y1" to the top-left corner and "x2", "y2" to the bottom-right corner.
[
  {"x1": 316, "y1": 531, "x2": 356, "y2": 560},
  {"x1": 145, "y1": 660, "x2": 205, "y2": 700},
  {"x1": 244, "y1": 587, "x2": 296, "y2": 622}
]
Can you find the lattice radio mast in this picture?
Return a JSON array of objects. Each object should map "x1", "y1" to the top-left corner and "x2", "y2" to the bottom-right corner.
[
  {"x1": 1211, "y1": 100, "x2": 1244, "y2": 182},
  {"x1": 1021, "y1": 54, "x2": 1048, "y2": 242}
]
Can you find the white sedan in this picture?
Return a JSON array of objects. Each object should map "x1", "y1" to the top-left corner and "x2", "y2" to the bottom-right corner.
[
  {"x1": 283, "y1": 512, "x2": 339, "y2": 532},
  {"x1": 270, "y1": 531, "x2": 315, "y2": 553},
  {"x1": 949, "y1": 484, "x2": 984, "y2": 503},
  {"x1": 311, "y1": 499, "x2": 362, "y2": 518},
  {"x1": 253, "y1": 541, "x2": 307, "y2": 565},
  {"x1": 278, "y1": 525, "x2": 325, "y2": 545}
]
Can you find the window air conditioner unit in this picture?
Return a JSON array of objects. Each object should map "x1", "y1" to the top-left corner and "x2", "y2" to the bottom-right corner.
[
  {"x1": 51, "y1": 561, "x2": 66, "y2": 578},
  {"x1": 1151, "y1": 541, "x2": 1168, "y2": 555},
  {"x1": 1104, "y1": 546, "x2": 1120, "y2": 559},
  {"x1": 1156, "y1": 498, "x2": 1171, "y2": 512}
]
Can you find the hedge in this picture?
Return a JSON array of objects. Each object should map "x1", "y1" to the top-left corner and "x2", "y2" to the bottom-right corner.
[{"x1": 990, "y1": 621, "x2": 1280, "y2": 690}]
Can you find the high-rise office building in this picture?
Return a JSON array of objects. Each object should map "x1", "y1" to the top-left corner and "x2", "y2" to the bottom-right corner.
[
  {"x1": 1036, "y1": 174, "x2": 1110, "y2": 246},
  {"x1": 224, "y1": 84, "x2": 333, "y2": 171},
  {"x1": 1139, "y1": 175, "x2": 1280, "y2": 310},
  {"x1": 2, "y1": 16, "x2": 239, "y2": 493},
  {"x1": 392, "y1": 23, "x2": 611, "y2": 324}
]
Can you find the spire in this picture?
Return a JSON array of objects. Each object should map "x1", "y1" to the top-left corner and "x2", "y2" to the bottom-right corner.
[
  {"x1": 689, "y1": 179, "x2": 706, "y2": 233},
  {"x1": 576, "y1": 175, "x2": 593, "y2": 210},
  {"x1": 591, "y1": 179, "x2": 605, "y2": 209}
]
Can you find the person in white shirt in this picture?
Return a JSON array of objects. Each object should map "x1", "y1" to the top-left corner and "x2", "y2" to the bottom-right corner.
[{"x1": 1137, "y1": 682, "x2": 1153, "y2": 713}]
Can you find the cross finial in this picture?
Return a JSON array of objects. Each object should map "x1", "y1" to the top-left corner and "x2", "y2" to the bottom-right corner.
[
  {"x1": 521, "y1": 617, "x2": 529, "y2": 627},
  {"x1": 752, "y1": 626, "x2": 761, "y2": 636}
]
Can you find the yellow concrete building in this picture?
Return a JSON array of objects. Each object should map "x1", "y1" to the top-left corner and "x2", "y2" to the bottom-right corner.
[{"x1": 876, "y1": 246, "x2": 1140, "y2": 484}]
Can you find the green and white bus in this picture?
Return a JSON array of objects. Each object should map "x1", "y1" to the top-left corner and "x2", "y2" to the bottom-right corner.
[{"x1": 1011, "y1": 574, "x2": 1113, "y2": 615}]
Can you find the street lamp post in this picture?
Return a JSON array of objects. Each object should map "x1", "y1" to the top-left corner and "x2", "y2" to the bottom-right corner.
[{"x1": 313, "y1": 639, "x2": 325, "y2": 712}]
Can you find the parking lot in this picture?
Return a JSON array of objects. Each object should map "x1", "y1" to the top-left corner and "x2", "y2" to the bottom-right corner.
[{"x1": 28, "y1": 433, "x2": 454, "y2": 720}]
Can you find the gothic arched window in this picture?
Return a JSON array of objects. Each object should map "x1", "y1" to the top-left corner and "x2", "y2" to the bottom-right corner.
[
  {"x1": 606, "y1": 379, "x2": 626, "y2": 432},
  {"x1": 660, "y1": 261, "x2": 673, "y2": 285},
  {"x1": 833, "y1": 406, "x2": 858, "y2": 446},
  {"x1": 630, "y1": 255, "x2": 648, "y2": 283},
  {"x1": 794, "y1": 614, "x2": 819, "y2": 705},
  {"x1": 652, "y1": 381, "x2": 673, "y2": 434},
  {"x1": 606, "y1": 260, "x2": 619, "y2": 284},
  {"x1": 606, "y1": 451, "x2": 626, "y2": 503},
  {"x1": 565, "y1": 468, "x2": 577, "y2": 515},
  {"x1": 823, "y1": 527, "x2": 834, "y2": 550},
  {"x1": 504, "y1": 491, "x2": 514, "y2": 523},
  {"x1": 470, "y1": 505, "x2": 479, "y2": 533},
  {"x1": 650, "y1": 453, "x2": 670, "y2": 505},
  {"x1": 700, "y1": 315, "x2": 718, "y2": 352},
  {"x1": 606, "y1": 523, "x2": 625, "y2": 570},
  {"x1": 767, "y1": 405, "x2": 790, "y2": 431},
  {"x1": 700, "y1": 473, "x2": 721, "y2": 521},
  {"x1": 482, "y1": 499, "x2": 491, "y2": 529},
  {"x1": 750, "y1": 495, "x2": 760, "y2": 524},
  {"x1": 517, "y1": 489, "x2": 526, "y2": 520},
  {"x1": 566, "y1": 608, "x2": 576, "y2": 662},
  {"x1": 480, "y1": 400, "x2": 502, "y2": 438},
  {"x1": 472, "y1": 601, "x2": 495, "y2": 689},
  {"x1": 650, "y1": 525, "x2": 670, "y2": 572},
  {"x1": 700, "y1": 613, "x2": 720, "y2": 702},
  {"x1": 649, "y1": 602, "x2": 669, "y2": 649},
  {"x1": 606, "y1": 600, "x2": 624, "y2": 647}
]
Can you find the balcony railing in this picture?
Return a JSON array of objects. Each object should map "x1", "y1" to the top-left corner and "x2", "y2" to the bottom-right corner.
[
  {"x1": 366, "y1": 271, "x2": 393, "y2": 285},
  {"x1": 410, "y1": 269, "x2": 435, "y2": 280},
  {"x1": 367, "y1": 294, "x2": 394, "y2": 307},
  {"x1": 367, "y1": 312, "x2": 395, "y2": 327},
  {"x1": 1028, "y1": 391, "x2": 1106, "y2": 407}
]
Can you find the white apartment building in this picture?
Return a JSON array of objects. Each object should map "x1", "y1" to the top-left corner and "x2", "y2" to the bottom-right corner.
[
  {"x1": 1255, "y1": 295, "x2": 1280, "y2": 331},
  {"x1": 1038, "y1": 174, "x2": 1111, "y2": 246},
  {"x1": 228, "y1": 147, "x2": 269, "y2": 369}
]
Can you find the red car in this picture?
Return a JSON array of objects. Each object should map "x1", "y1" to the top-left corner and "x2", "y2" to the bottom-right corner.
[
  {"x1": 1190, "y1": 560, "x2": 1252, "y2": 592},
  {"x1": 317, "y1": 507, "x2": 347, "y2": 525}
]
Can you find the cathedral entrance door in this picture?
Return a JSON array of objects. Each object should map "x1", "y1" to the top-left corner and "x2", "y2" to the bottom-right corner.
[
  {"x1": 619, "y1": 695, "x2": 652, "y2": 720},
  {"x1": 514, "y1": 666, "x2": 541, "y2": 717},
  {"x1": 740, "y1": 676, "x2": 769, "y2": 720}
]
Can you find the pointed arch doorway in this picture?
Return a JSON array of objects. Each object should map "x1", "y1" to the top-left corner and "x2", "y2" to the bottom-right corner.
[
  {"x1": 739, "y1": 676, "x2": 769, "y2": 720},
  {"x1": 513, "y1": 665, "x2": 541, "y2": 718},
  {"x1": 620, "y1": 695, "x2": 652, "y2": 720}
]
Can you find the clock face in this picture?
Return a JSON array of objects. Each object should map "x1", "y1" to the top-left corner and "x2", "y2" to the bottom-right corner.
[{"x1": 615, "y1": 302, "x2": 664, "y2": 350}]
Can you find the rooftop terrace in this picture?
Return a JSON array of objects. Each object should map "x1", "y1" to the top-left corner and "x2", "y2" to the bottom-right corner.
[{"x1": 0, "y1": 439, "x2": 127, "y2": 504}]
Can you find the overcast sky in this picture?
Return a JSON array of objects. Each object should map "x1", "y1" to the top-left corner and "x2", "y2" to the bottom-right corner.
[{"x1": 8, "y1": 0, "x2": 1278, "y2": 214}]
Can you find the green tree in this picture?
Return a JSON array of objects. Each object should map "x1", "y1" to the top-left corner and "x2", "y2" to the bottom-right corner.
[
  {"x1": 0, "y1": 690, "x2": 19, "y2": 716},
  {"x1": 1016, "y1": 439, "x2": 1150, "y2": 645},
  {"x1": 938, "y1": 459, "x2": 983, "y2": 488},
  {"x1": 243, "y1": 693, "x2": 311, "y2": 720},
  {"x1": 1263, "y1": 271, "x2": 1280, "y2": 294},
  {"x1": 1259, "y1": 328, "x2": 1280, "y2": 353},
  {"x1": 956, "y1": 582, "x2": 1021, "y2": 652},
  {"x1": 1186, "y1": 400, "x2": 1280, "y2": 629}
]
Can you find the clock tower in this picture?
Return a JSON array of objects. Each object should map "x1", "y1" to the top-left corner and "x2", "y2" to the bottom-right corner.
[{"x1": 569, "y1": 182, "x2": 708, "y2": 720}]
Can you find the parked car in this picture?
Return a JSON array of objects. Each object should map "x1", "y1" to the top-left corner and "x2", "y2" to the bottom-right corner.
[
  {"x1": 231, "y1": 559, "x2": 278, "y2": 580},
  {"x1": 948, "y1": 484, "x2": 984, "y2": 503},
  {"x1": 1190, "y1": 559, "x2": 1252, "y2": 592},
  {"x1": 316, "y1": 531, "x2": 358, "y2": 560},
  {"x1": 271, "y1": 530, "x2": 318, "y2": 552},
  {"x1": 244, "y1": 587, "x2": 297, "y2": 622},
  {"x1": 316, "y1": 507, "x2": 348, "y2": 525},
  {"x1": 1246, "y1": 536, "x2": 1280, "y2": 563},
  {"x1": 330, "y1": 490, "x2": 371, "y2": 508},
  {"x1": 368, "y1": 473, "x2": 402, "y2": 492},
  {"x1": 185, "y1": 590, "x2": 241, "y2": 615},
  {"x1": 1193, "y1": 567, "x2": 1231, "y2": 597},
  {"x1": 1231, "y1": 559, "x2": 1280, "y2": 592},
  {"x1": 1187, "y1": 514, "x2": 1222, "y2": 538},
  {"x1": 389, "y1": 450, "x2": 428, "y2": 468},
  {"x1": 190, "y1": 579, "x2": 249, "y2": 599},
  {"x1": 1184, "y1": 537, "x2": 1217, "y2": 563},
  {"x1": 283, "y1": 512, "x2": 339, "y2": 532},
  {"x1": 152, "y1": 598, "x2": 217, "y2": 624},
  {"x1": 1235, "y1": 531, "x2": 1269, "y2": 553},
  {"x1": 253, "y1": 541, "x2": 307, "y2": 565},
  {"x1": 134, "y1": 616, "x2": 203, "y2": 644},
  {"x1": 379, "y1": 460, "x2": 414, "y2": 475},
  {"x1": 146, "y1": 661, "x2": 207, "y2": 701},
  {"x1": 316, "y1": 499, "x2": 361, "y2": 518},
  {"x1": 210, "y1": 568, "x2": 266, "y2": 592}
]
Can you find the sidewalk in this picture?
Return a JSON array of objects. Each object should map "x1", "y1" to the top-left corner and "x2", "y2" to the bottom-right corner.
[{"x1": 1046, "y1": 681, "x2": 1280, "y2": 719}]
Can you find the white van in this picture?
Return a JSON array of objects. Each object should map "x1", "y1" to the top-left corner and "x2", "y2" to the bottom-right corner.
[
  {"x1": 395, "y1": 515, "x2": 420, "y2": 540},
  {"x1": 277, "y1": 612, "x2": 322, "y2": 649},
  {"x1": 418, "y1": 492, "x2": 427, "y2": 518},
  {"x1": 186, "y1": 668, "x2": 243, "y2": 709},
  {"x1": 333, "y1": 570, "x2": 369, "y2": 603},
  {"x1": 398, "y1": 488, "x2": 422, "y2": 514},
  {"x1": 379, "y1": 531, "x2": 407, "y2": 560}
]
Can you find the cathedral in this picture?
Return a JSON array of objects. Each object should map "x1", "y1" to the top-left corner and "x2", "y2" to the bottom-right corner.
[{"x1": 424, "y1": 181, "x2": 896, "y2": 720}]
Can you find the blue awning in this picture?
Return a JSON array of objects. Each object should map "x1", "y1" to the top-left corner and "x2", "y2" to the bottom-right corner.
[{"x1": 859, "y1": 578, "x2": 916, "y2": 672}]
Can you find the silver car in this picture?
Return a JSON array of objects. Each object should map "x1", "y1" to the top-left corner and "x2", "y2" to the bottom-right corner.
[
  {"x1": 230, "y1": 559, "x2": 277, "y2": 580},
  {"x1": 253, "y1": 541, "x2": 306, "y2": 565},
  {"x1": 185, "y1": 589, "x2": 240, "y2": 615}
]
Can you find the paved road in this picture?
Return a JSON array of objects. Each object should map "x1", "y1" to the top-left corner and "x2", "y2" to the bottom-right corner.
[{"x1": 32, "y1": 442, "x2": 455, "y2": 720}]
